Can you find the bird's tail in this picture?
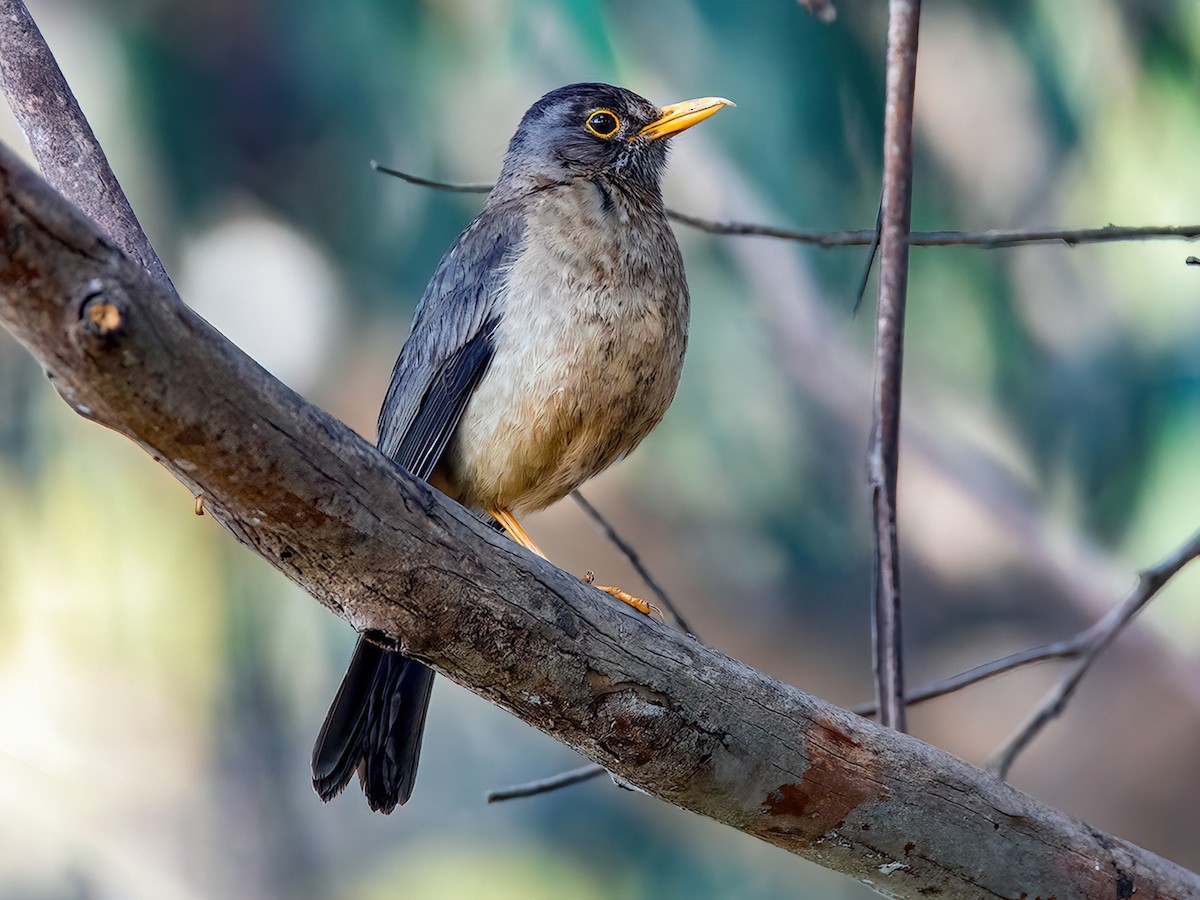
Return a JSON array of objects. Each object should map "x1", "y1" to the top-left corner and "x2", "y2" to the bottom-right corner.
[{"x1": 311, "y1": 636, "x2": 435, "y2": 813}]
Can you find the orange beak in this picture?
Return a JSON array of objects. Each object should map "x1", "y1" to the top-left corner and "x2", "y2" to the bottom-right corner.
[{"x1": 637, "y1": 96, "x2": 735, "y2": 140}]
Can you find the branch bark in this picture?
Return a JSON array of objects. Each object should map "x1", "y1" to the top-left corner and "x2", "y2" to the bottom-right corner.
[
  {"x1": 867, "y1": 0, "x2": 921, "y2": 734},
  {"x1": 0, "y1": 0, "x2": 172, "y2": 291},
  {"x1": 0, "y1": 142, "x2": 1196, "y2": 900}
]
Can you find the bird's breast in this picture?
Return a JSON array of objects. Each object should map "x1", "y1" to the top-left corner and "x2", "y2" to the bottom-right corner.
[{"x1": 439, "y1": 181, "x2": 689, "y2": 513}]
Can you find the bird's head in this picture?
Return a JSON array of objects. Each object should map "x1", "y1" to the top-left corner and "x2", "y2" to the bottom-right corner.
[{"x1": 496, "y1": 83, "x2": 733, "y2": 192}]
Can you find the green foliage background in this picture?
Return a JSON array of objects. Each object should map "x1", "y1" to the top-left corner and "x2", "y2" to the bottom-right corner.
[{"x1": 1, "y1": 1, "x2": 1199, "y2": 897}]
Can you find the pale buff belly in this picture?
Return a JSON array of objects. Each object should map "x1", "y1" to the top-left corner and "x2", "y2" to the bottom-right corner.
[{"x1": 434, "y1": 247, "x2": 686, "y2": 513}]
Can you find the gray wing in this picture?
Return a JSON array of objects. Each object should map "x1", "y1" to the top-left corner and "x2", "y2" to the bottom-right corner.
[{"x1": 377, "y1": 200, "x2": 526, "y2": 477}]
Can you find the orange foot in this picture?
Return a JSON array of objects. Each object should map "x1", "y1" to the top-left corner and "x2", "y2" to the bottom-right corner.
[{"x1": 584, "y1": 571, "x2": 663, "y2": 621}]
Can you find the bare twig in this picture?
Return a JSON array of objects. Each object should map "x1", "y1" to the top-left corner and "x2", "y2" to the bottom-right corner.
[
  {"x1": 370, "y1": 161, "x2": 492, "y2": 193},
  {"x1": 373, "y1": 166, "x2": 1200, "y2": 250},
  {"x1": 866, "y1": 0, "x2": 921, "y2": 734},
  {"x1": 665, "y1": 213, "x2": 1200, "y2": 247},
  {"x1": 855, "y1": 528, "x2": 1200, "y2": 716},
  {"x1": 905, "y1": 224, "x2": 1200, "y2": 248},
  {"x1": 571, "y1": 490, "x2": 688, "y2": 634},
  {"x1": 852, "y1": 636, "x2": 1086, "y2": 717},
  {"x1": 852, "y1": 195, "x2": 883, "y2": 316},
  {"x1": 853, "y1": 533, "x2": 1192, "y2": 720},
  {"x1": 0, "y1": 0, "x2": 173, "y2": 291},
  {"x1": 989, "y1": 529, "x2": 1200, "y2": 779},
  {"x1": 486, "y1": 763, "x2": 607, "y2": 803}
]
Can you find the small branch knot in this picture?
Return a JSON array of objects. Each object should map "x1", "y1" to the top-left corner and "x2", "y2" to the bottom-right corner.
[
  {"x1": 87, "y1": 300, "x2": 122, "y2": 334},
  {"x1": 75, "y1": 283, "x2": 127, "y2": 346}
]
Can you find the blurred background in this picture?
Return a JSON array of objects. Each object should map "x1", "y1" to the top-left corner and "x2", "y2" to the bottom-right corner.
[{"x1": 1, "y1": 0, "x2": 1199, "y2": 897}]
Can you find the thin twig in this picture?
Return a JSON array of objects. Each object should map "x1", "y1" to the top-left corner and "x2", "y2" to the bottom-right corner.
[
  {"x1": 652, "y1": 217, "x2": 1200, "y2": 248},
  {"x1": 906, "y1": 224, "x2": 1200, "y2": 248},
  {"x1": 372, "y1": 166, "x2": 1200, "y2": 250},
  {"x1": 664, "y1": 208, "x2": 878, "y2": 245},
  {"x1": 371, "y1": 161, "x2": 492, "y2": 193},
  {"x1": 852, "y1": 194, "x2": 883, "y2": 316},
  {"x1": 571, "y1": 490, "x2": 689, "y2": 634},
  {"x1": 866, "y1": 0, "x2": 921, "y2": 734},
  {"x1": 0, "y1": 0, "x2": 173, "y2": 291},
  {"x1": 989, "y1": 529, "x2": 1200, "y2": 779},
  {"x1": 485, "y1": 763, "x2": 608, "y2": 803},
  {"x1": 852, "y1": 635, "x2": 1088, "y2": 717}
]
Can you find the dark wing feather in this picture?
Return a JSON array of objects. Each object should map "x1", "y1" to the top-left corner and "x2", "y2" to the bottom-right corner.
[
  {"x1": 312, "y1": 200, "x2": 525, "y2": 811},
  {"x1": 394, "y1": 315, "x2": 500, "y2": 479},
  {"x1": 378, "y1": 204, "x2": 525, "y2": 464}
]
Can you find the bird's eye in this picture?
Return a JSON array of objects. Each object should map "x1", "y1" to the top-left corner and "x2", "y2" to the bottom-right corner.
[{"x1": 585, "y1": 110, "x2": 621, "y2": 139}]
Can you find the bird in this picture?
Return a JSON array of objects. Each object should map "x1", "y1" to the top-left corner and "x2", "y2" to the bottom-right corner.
[{"x1": 311, "y1": 82, "x2": 732, "y2": 813}]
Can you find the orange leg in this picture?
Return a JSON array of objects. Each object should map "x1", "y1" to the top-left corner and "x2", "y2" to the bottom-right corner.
[
  {"x1": 489, "y1": 507, "x2": 546, "y2": 558},
  {"x1": 488, "y1": 508, "x2": 656, "y2": 618}
]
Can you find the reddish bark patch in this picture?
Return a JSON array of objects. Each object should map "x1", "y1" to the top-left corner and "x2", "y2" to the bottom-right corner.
[
  {"x1": 760, "y1": 719, "x2": 887, "y2": 841},
  {"x1": 815, "y1": 721, "x2": 863, "y2": 750},
  {"x1": 763, "y1": 783, "x2": 818, "y2": 818}
]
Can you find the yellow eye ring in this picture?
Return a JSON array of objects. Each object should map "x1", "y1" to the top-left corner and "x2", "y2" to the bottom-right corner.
[{"x1": 585, "y1": 109, "x2": 621, "y2": 139}]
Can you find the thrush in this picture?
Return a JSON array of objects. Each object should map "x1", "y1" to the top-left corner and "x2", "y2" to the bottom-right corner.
[{"x1": 311, "y1": 82, "x2": 732, "y2": 812}]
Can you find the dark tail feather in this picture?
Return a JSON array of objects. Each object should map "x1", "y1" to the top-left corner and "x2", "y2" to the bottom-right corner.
[{"x1": 311, "y1": 636, "x2": 436, "y2": 813}]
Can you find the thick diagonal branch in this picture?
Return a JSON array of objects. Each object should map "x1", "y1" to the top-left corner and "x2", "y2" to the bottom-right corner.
[{"x1": 0, "y1": 144, "x2": 1196, "y2": 900}]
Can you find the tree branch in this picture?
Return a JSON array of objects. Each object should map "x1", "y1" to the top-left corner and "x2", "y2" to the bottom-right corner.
[
  {"x1": 853, "y1": 635, "x2": 1085, "y2": 718},
  {"x1": 0, "y1": 0, "x2": 172, "y2": 291},
  {"x1": 1, "y1": 142, "x2": 1196, "y2": 900},
  {"x1": 852, "y1": 527, "x2": 1200, "y2": 719},
  {"x1": 989, "y1": 529, "x2": 1200, "y2": 779},
  {"x1": 866, "y1": 0, "x2": 921, "y2": 734},
  {"x1": 373, "y1": 164, "x2": 1200, "y2": 250},
  {"x1": 670, "y1": 216, "x2": 1200, "y2": 249},
  {"x1": 488, "y1": 491, "x2": 689, "y2": 805},
  {"x1": 486, "y1": 764, "x2": 608, "y2": 804}
]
